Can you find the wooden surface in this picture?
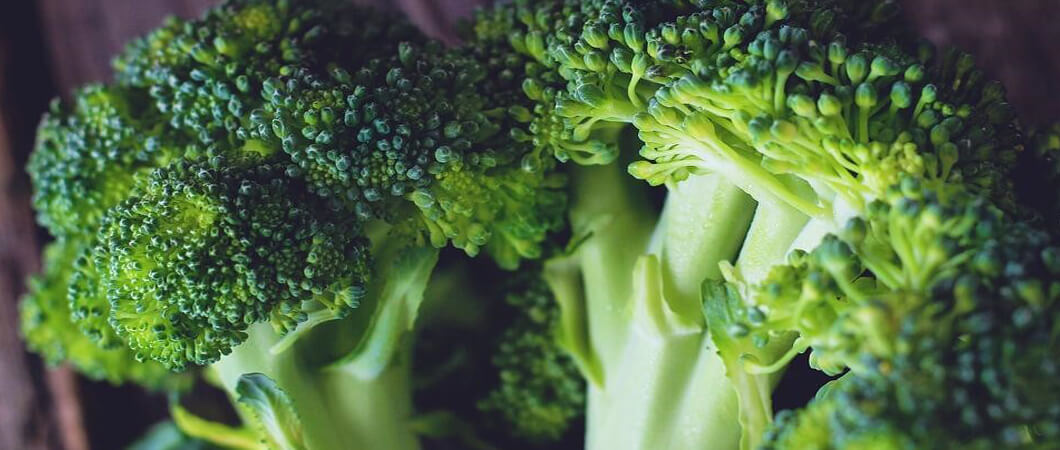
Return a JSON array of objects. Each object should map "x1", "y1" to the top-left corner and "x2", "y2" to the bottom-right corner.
[
  {"x1": 0, "y1": 0, "x2": 1057, "y2": 448},
  {"x1": 0, "y1": 3, "x2": 85, "y2": 450}
]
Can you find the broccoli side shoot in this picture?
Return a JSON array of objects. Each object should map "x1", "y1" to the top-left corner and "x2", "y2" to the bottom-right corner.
[
  {"x1": 20, "y1": 239, "x2": 191, "y2": 390},
  {"x1": 95, "y1": 162, "x2": 369, "y2": 369},
  {"x1": 479, "y1": 267, "x2": 586, "y2": 442}
]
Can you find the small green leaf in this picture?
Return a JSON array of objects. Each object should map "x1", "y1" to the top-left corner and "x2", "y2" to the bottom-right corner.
[{"x1": 235, "y1": 373, "x2": 306, "y2": 450}]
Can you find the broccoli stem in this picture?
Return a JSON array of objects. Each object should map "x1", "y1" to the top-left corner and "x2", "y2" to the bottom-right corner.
[
  {"x1": 581, "y1": 171, "x2": 753, "y2": 450},
  {"x1": 211, "y1": 239, "x2": 440, "y2": 450},
  {"x1": 569, "y1": 160, "x2": 823, "y2": 449},
  {"x1": 566, "y1": 162, "x2": 657, "y2": 379},
  {"x1": 588, "y1": 259, "x2": 738, "y2": 450},
  {"x1": 335, "y1": 244, "x2": 440, "y2": 379},
  {"x1": 653, "y1": 173, "x2": 756, "y2": 317},
  {"x1": 325, "y1": 346, "x2": 419, "y2": 450},
  {"x1": 734, "y1": 195, "x2": 812, "y2": 284},
  {"x1": 212, "y1": 323, "x2": 420, "y2": 450},
  {"x1": 721, "y1": 197, "x2": 815, "y2": 450}
]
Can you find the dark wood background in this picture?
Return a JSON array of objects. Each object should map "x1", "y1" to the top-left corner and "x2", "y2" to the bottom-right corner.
[{"x1": 1, "y1": 1, "x2": 1057, "y2": 448}]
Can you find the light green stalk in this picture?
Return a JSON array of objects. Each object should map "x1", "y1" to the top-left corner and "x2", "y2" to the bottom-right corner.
[
  {"x1": 212, "y1": 323, "x2": 420, "y2": 450},
  {"x1": 569, "y1": 168, "x2": 759, "y2": 450},
  {"x1": 567, "y1": 160, "x2": 824, "y2": 450},
  {"x1": 210, "y1": 236, "x2": 441, "y2": 450}
]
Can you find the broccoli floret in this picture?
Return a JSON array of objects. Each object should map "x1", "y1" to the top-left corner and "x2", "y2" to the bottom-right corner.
[
  {"x1": 761, "y1": 218, "x2": 1060, "y2": 449},
  {"x1": 113, "y1": 0, "x2": 423, "y2": 147},
  {"x1": 94, "y1": 162, "x2": 369, "y2": 369},
  {"x1": 479, "y1": 267, "x2": 586, "y2": 442},
  {"x1": 28, "y1": 85, "x2": 186, "y2": 236},
  {"x1": 20, "y1": 239, "x2": 191, "y2": 390},
  {"x1": 24, "y1": 0, "x2": 569, "y2": 448},
  {"x1": 256, "y1": 41, "x2": 566, "y2": 266}
]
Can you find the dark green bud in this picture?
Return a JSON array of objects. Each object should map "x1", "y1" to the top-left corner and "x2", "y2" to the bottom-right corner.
[
  {"x1": 723, "y1": 25, "x2": 745, "y2": 50},
  {"x1": 584, "y1": 51, "x2": 608, "y2": 72},
  {"x1": 624, "y1": 23, "x2": 645, "y2": 52},
  {"x1": 766, "y1": 0, "x2": 790, "y2": 24},
  {"x1": 890, "y1": 82, "x2": 913, "y2": 109},
  {"x1": 868, "y1": 56, "x2": 901, "y2": 80},
  {"x1": 904, "y1": 64, "x2": 925, "y2": 83},
  {"x1": 611, "y1": 47, "x2": 634, "y2": 72},
  {"x1": 817, "y1": 93, "x2": 842, "y2": 116},
  {"x1": 776, "y1": 50, "x2": 798, "y2": 75},
  {"x1": 583, "y1": 24, "x2": 609, "y2": 49},
  {"x1": 661, "y1": 24, "x2": 680, "y2": 45},
  {"x1": 828, "y1": 40, "x2": 847, "y2": 65},
  {"x1": 787, "y1": 94, "x2": 818, "y2": 118},
  {"x1": 852, "y1": 82, "x2": 877, "y2": 108},
  {"x1": 845, "y1": 54, "x2": 868, "y2": 84}
]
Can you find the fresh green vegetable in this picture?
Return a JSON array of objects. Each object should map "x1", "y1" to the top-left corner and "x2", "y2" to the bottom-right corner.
[{"x1": 20, "y1": 0, "x2": 1059, "y2": 449}]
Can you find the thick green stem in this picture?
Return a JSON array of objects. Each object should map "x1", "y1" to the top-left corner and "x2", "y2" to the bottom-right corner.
[
  {"x1": 567, "y1": 162, "x2": 658, "y2": 377},
  {"x1": 326, "y1": 344, "x2": 419, "y2": 450},
  {"x1": 734, "y1": 194, "x2": 812, "y2": 285},
  {"x1": 575, "y1": 170, "x2": 757, "y2": 450},
  {"x1": 654, "y1": 173, "x2": 756, "y2": 318},
  {"x1": 562, "y1": 161, "x2": 656, "y2": 446},
  {"x1": 212, "y1": 323, "x2": 420, "y2": 450},
  {"x1": 331, "y1": 242, "x2": 439, "y2": 379},
  {"x1": 587, "y1": 255, "x2": 740, "y2": 450}
]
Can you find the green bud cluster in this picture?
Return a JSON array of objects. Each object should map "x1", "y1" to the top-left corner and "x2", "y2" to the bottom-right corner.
[
  {"x1": 20, "y1": 239, "x2": 191, "y2": 389},
  {"x1": 762, "y1": 220, "x2": 1060, "y2": 448},
  {"x1": 479, "y1": 268, "x2": 586, "y2": 441},
  {"x1": 98, "y1": 162, "x2": 369, "y2": 368}
]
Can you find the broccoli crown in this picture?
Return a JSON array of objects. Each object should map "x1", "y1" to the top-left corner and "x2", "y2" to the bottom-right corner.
[
  {"x1": 255, "y1": 40, "x2": 567, "y2": 268},
  {"x1": 20, "y1": 240, "x2": 191, "y2": 390},
  {"x1": 479, "y1": 268, "x2": 585, "y2": 441},
  {"x1": 96, "y1": 162, "x2": 369, "y2": 369},
  {"x1": 476, "y1": 0, "x2": 1019, "y2": 219},
  {"x1": 469, "y1": 0, "x2": 701, "y2": 164},
  {"x1": 625, "y1": 2, "x2": 1018, "y2": 212},
  {"x1": 24, "y1": 0, "x2": 571, "y2": 394},
  {"x1": 709, "y1": 179, "x2": 1060, "y2": 448},
  {"x1": 763, "y1": 223, "x2": 1060, "y2": 449},
  {"x1": 68, "y1": 238, "x2": 124, "y2": 348},
  {"x1": 113, "y1": 0, "x2": 423, "y2": 147},
  {"x1": 709, "y1": 179, "x2": 1004, "y2": 374},
  {"x1": 28, "y1": 85, "x2": 185, "y2": 236}
]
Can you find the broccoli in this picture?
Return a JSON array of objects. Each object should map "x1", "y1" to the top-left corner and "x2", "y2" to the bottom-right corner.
[
  {"x1": 21, "y1": 239, "x2": 191, "y2": 390},
  {"x1": 478, "y1": 265, "x2": 586, "y2": 442},
  {"x1": 759, "y1": 213, "x2": 1060, "y2": 449},
  {"x1": 466, "y1": 0, "x2": 1048, "y2": 449},
  {"x1": 23, "y1": 0, "x2": 564, "y2": 448},
  {"x1": 19, "y1": 0, "x2": 1060, "y2": 449}
]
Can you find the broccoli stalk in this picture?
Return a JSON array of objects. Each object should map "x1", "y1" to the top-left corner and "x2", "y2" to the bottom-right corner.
[
  {"x1": 469, "y1": 0, "x2": 1029, "y2": 449},
  {"x1": 210, "y1": 321, "x2": 420, "y2": 450},
  {"x1": 556, "y1": 165, "x2": 822, "y2": 450}
]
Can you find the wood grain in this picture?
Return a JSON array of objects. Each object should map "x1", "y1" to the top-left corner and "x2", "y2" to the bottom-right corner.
[{"x1": 0, "y1": 2, "x2": 87, "y2": 449}]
